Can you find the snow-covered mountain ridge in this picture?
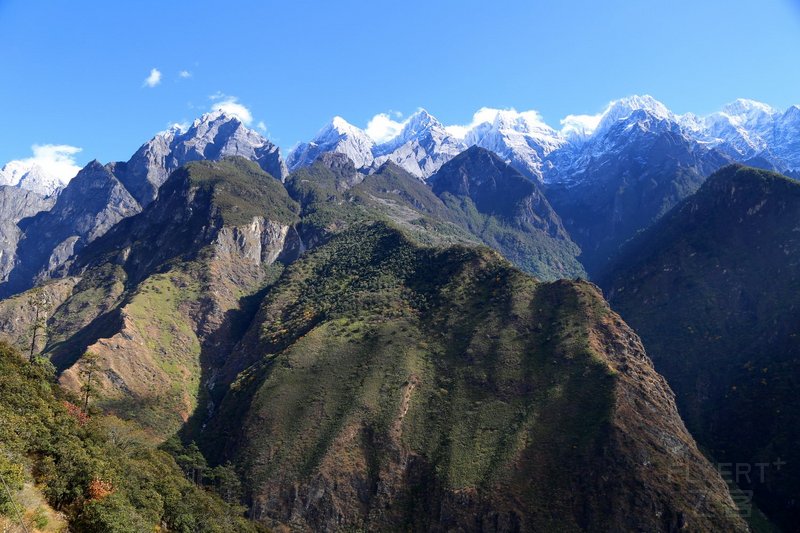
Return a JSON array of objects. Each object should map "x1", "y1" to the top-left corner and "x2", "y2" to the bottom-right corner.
[
  {"x1": 288, "y1": 95, "x2": 800, "y2": 182},
  {"x1": 3, "y1": 96, "x2": 799, "y2": 196}
]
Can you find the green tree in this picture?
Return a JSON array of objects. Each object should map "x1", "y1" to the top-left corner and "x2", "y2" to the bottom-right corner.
[
  {"x1": 26, "y1": 287, "x2": 51, "y2": 362},
  {"x1": 79, "y1": 351, "x2": 101, "y2": 413},
  {"x1": 0, "y1": 455, "x2": 25, "y2": 522},
  {"x1": 210, "y1": 462, "x2": 242, "y2": 504},
  {"x1": 174, "y1": 442, "x2": 207, "y2": 486}
]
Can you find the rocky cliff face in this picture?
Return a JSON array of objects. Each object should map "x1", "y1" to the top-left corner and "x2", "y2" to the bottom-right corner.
[
  {"x1": 0, "y1": 186, "x2": 54, "y2": 282},
  {"x1": 201, "y1": 223, "x2": 746, "y2": 532},
  {"x1": 0, "y1": 114, "x2": 291, "y2": 301},
  {"x1": 0, "y1": 161, "x2": 141, "y2": 298},
  {"x1": 114, "y1": 111, "x2": 288, "y2": 206},
  {"x1": 0, "y1": 158, "x2": 298, "y2": 436}
]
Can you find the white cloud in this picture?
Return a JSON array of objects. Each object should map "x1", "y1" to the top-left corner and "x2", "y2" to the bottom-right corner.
[
  {"x1": 365, "y1": 113, "x2": 406, "y2": 143},
  {"x1": 143, "y1": 68, "x2": 162, "y2": 88},
  {"x1": 0, "y1": 144, "x2": 83, "y2": 186},
  {"x1": 445, "y1": 108, "x2": 500, "y2": 138},
  {"x1": 256, "y1": 121, "x2": 267, "y2": 132},
  {"x1": 209, "y1": 95, "x2": 253, "y2": 125},
  {"x1": 445, "y1": 107, "x2": 551, "y2": 139},
  {"x1": 179, "y1": 70, "x2": 192, "y2": 79},
  {"x1": 159, "y1": 122, "x2": 189, "y2": 136},
  {"x1": 559, "y1": 113, "x2": 603, "y2": 138}
]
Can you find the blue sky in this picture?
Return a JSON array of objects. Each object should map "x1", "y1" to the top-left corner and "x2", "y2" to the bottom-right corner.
[{"x1": 1, "y1": 0, "x2": 799, "y2": 167}]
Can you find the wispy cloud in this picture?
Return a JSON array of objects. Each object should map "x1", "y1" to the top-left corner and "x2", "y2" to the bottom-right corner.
[
  {"x1": 179, "y1": 70, "x2": 192, "y2": 79},
  {"x1": 143, "y1": 68, "x2": 162, "y2": 88},
  {"x1": 0, "y1": 144, "x2": 83, "y2": 185},
  {"x1": 256, "y1": 121, "x2": 267, "y2": 132},
  {"x1": 365, "y1": 112, "x2": 406, "y2": 143},
  {"x1": 208, "y1": 94, "x2": 253, "y2": 125},
  {"x1": 445, "y1": 107, "x2": 550, "y2": 138},
  {"x1": 559, "y1": 113, "x2": 602, "y2": 138}
]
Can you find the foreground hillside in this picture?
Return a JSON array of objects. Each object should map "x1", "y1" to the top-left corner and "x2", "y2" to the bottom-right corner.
[
  {"x1": 604, "y1": 165, "x2": 800, "y2": 530},
  {"x1": 0, "y1": 343, "x2": 259, "y2": 532}
]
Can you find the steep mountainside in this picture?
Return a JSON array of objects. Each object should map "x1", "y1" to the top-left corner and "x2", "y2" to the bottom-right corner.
[
  {"x1": 430, "y1": 146, "x2": 585, "y2": 279},
  {"x1": 199, "y1": 223, "x2": 745, "y2": 532},
  {"x1": 284, "y1": 153, "x2": 475, "y2": 252},
  {"x1": 0, "y1": 158, "x2": 299, "y2": 436},
  {"x1": 603, "y1": 165, "x2": 800, "y2": 530},
  {"x1": 287, "y1": 150, "x2": 584, "y2": 280},
  {"x1": 0, "y1": 161, "x2": 141, "y2": 298},
  {"x1": 546, "y1": 108, "x2": 729, "y2": 277},
  {"x1": 0, "y1": 186, "x2": 54, "y2": 282}
]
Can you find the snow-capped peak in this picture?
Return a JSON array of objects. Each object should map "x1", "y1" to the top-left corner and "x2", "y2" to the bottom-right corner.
[
  {"x1": 491, "y1": 109, "x2": 555, "y2": 136},
  {"x1": 784, "y1": 104, "x2": 800, "y2": 119},
  {"x1": 287, "y1": 116, "x2": 375, "y2": 170},
  {"x1": 330, "y1": 115, "x2": 359, "y2": 133},
  {"x1": 720, "y1": 98, "x2": 777, "y2": 122},
  {"x1": 377, "y1": 109, "x2": 446, "y2": 151},
  {"x1": 399, "y1": 109, "x2": 440, "y2": 136},
  {"x1": 0, "y1": 145, "x2": 83, "y2": 196},
  {"x1": 316, "y1": 116, "x2": 373, "y2": 146},
  {"x1": 596, "y1": 95, "x2": 673, "y2": 132},
  {"x1": 559, "y1": 95, "x2": 673, "y2": 143},
  {"x1": 370, "y1": 109, "x2": 464, "y2": 179}
]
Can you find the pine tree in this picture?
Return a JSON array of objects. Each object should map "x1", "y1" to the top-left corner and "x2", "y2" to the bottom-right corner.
[
  {"x1": 79, "y1": 351, "x2": 101, "y2": 413},
  {"x1": 27, "y1": 287, "x2": 51, "y2": 362}
]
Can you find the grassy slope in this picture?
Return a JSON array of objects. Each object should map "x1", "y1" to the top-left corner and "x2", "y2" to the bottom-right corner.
[
  {"x1": 205, "y1": 222, "x2": 744, "y2": 532},
  {"x1": 287, "y1": 156, "x2": 584, "y2": 280}
]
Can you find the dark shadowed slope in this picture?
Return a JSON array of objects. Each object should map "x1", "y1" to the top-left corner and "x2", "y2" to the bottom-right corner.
[{"x1": 604, "y1": 165, "x2": 800, "y2": 530}]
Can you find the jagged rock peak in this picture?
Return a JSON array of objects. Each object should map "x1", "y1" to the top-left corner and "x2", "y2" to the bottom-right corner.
[{"x1": 115, "y1": 110, "x2": 288, "y2": 205}]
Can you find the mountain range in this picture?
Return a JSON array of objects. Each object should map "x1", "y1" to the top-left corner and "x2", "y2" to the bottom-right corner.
[
  {"x1": 0, "y1": 156, "x2": 747, "y2": 531},
  {"x1": 287, "y1": 95, "x2": 800, "y2": 183},
  {"x1": 1, "y1": 95, "x2": 799, "y2": 531},
  {"x1": 7, "y1": 95, "x2": 799, "y2": 196},
  {"x1": 3, "y1": 95, "x2": 799, "y2": 296}
]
